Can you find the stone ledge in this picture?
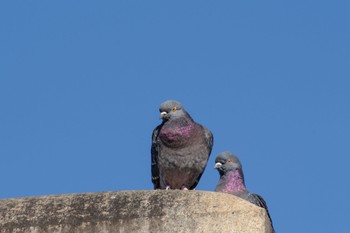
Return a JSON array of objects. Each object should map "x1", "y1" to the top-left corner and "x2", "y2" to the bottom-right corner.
[{"x1": 0, "y1": 190, "x2": 273, "y2": 233}]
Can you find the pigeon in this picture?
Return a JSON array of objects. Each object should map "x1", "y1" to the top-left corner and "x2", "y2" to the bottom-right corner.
[
  {"x1": 151, "y1": 100, "x2": 213, "y2": 190},
  {"x1": 214, "y1": 151, "x2": 275, "y2": 232}
]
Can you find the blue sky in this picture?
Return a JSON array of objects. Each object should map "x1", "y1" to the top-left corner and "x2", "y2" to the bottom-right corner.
[{"x1": 1, "y1": 1, "x2": 349, "y2": 232}]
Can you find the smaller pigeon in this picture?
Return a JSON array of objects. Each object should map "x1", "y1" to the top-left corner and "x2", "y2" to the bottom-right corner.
[{"x1": 214, "y1": 151, "x2": 275, "y2": 233}]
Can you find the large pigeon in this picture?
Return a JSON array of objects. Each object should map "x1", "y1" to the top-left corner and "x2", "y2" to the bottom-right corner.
[
  {"x1": 151, "y1": 100, "x2": 213, "y2": 190},
  {"x1": 214, "y1": 151, "x2": 275, "y2": 233}
]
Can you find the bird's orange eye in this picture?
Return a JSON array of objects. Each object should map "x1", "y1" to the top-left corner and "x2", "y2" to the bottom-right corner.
[
  {"x1": 172, "y1": 107, "x2": 177, "y2": 112},
  {"x1": 227, "y1": 159, "x2": 232, "y2": 163}
]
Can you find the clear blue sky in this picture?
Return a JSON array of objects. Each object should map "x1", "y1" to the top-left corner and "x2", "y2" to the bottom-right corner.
[{"x1": 1, "y1": 1, "x2": 349, "y2": 232}]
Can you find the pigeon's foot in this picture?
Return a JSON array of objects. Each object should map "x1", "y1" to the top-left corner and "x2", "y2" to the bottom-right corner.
[{"x1": 181, "y1": 186, "x2": 189, "y2": 190}]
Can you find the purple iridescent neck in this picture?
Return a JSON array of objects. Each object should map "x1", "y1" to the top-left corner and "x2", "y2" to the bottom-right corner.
[
  {"x1": 217, "y1": 170, "x2": 247, "y2": 194},
  {"x1": 159, "y1": 119, "x2": 197, "y2": 146}
]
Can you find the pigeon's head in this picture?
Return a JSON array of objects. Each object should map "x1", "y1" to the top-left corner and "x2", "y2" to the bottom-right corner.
[
  {"x1": 159, "y1": 100, "x2": 186, "y2": 121},
  {"x1": 214, "y1": 151, "x2": 242, "y2": 175}
]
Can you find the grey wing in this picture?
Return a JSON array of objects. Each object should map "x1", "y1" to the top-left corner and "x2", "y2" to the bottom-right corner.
[
  {"x1": 248, "y1": 193, "x2": 275, "y2": 233},
  {"x1": 189, "y1": 127, "x2": 214, "y2": 190},
  {"x1": 151, "y1": 126, "x2": 161, "y2": 189},
  {"x1": 204, "y1": 127, "x2": 214, "y2": 154}
]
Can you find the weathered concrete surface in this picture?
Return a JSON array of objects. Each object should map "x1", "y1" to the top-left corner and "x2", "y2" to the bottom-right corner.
[{"x1": 0, "y1": 190, "x2": 273, "y2": 233}]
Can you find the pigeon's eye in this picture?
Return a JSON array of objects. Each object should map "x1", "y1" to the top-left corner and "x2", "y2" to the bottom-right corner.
[
  {"x1": 172, "y1": 107, "x2": 177, "y2": 112},
  {"x1": 227, "y1": 159, "x2": 232, "y2": 163}
]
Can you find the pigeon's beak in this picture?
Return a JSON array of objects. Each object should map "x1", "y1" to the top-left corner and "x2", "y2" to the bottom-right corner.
[
  {"x1": 160, "y1": 111, "x2": 167, "y2": 119},
  {"x1": 214, "y1": 162, "x2": 222, "y2": 169}
]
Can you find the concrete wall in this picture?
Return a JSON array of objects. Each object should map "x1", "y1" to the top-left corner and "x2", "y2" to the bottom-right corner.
[{"x1": 0, "y1": 190, "x2": 273, "y2": 233}]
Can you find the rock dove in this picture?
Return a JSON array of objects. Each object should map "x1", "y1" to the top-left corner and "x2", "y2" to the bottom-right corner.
[
  {"x1": 214, "y1": 151, "x2": 275, "y2": 232},
  {"x1": 151, "y1": 100, "x2": 213, "y2": 190}
]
